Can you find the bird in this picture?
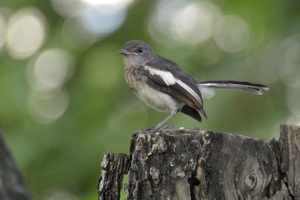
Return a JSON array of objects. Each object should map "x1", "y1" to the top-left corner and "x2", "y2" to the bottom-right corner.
[{"x1": 118, "y1": 40, "x2": 269, "y2": 132}]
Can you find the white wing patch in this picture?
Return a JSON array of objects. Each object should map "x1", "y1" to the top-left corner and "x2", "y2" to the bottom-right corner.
[
  {"x1": 145, "y1": 65, "x2": 176, "y2": 86},
  {"x1": 176, "y1": 79, "x2": 202, "y2": 102},
  {"x1": 145, "y1": 65, "x2": 202, "y2": 103}
]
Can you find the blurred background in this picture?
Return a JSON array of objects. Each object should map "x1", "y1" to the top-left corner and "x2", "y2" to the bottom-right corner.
[{"x1": 1, "y1": 0, "x2": 300, "y2": 199}]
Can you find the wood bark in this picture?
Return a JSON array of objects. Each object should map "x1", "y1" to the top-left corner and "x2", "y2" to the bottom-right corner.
[
  {"x1": 98, "y1": 153, "x2": 130, "y2": 200},
  {"x1": 0, "y1": 128, "x2": 32, "y2": 200},
  {"x1": 98, "y1": 124, "x2": 300, "y2": 199}
]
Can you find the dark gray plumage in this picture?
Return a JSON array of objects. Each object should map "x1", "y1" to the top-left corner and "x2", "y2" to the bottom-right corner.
[{"x1": 119, "y1": 40, "x2": 269, "y2": 131}]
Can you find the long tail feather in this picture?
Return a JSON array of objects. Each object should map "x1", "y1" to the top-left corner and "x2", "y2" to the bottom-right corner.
[{"x1": 197, "y1": 80, "x2": 269, "y2": 98}]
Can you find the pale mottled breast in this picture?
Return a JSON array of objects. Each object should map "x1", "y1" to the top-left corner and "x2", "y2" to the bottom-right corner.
[{"x1": 124, "y1": 67, "x2": 143, "y2": 92}]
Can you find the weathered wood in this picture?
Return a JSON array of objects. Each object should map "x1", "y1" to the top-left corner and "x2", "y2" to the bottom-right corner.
[
  {"x1": 98, "y1": 153, "x2": 130, "y2": 200},
  {"x1": 126, "y1": 129, "x2": 202, "y2": 200},
  {"x1": 0, "y1": 128, "x2": 32, "y2": 200},
  {"x1": 98, "y1": 125, "x2": 300, "y2": 199},
  {"x1": 279, "y1": 124, "x2": 300, "y2": 198},
  {"x1": 194, "y1": 130, "x2": 286, "y2": 200}
]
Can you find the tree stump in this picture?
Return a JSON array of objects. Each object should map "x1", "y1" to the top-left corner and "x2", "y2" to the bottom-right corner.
[{"x1": 98, "y1": 124, "x2": 300, "y2": 199}]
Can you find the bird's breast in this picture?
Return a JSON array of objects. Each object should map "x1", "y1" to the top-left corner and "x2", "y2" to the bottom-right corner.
[
  {"x1": 124, "y1": 67, "x2": 183, "y2": 112},
  {"x1": 124, "y1": 67, "x2": 141, "y2": 92}
]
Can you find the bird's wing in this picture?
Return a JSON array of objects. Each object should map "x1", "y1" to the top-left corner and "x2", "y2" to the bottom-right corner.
[{"x1": 144, "y1": 56, "x2": 206, "y2": 118}]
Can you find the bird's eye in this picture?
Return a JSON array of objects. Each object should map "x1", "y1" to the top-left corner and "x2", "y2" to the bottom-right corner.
[{"x1": 137, "y1": 47, "x2": 143, "y2": 53}]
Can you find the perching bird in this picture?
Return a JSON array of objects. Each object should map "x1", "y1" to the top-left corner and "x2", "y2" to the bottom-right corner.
[{"x1": 119, "y1": 40, "x2": 268, "y2": 131}]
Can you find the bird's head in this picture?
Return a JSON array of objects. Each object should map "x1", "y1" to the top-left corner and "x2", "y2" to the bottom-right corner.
[{"x1": 119, "y1": 40, "x2": 155, "y2": 66}]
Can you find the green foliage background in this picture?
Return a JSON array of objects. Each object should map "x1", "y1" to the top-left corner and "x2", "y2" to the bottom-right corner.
[{"x1": 1, "y1": 0, "x2": 300, "y2": 199}]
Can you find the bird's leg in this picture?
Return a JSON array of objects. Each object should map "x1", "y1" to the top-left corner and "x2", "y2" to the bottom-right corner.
[
  {"x1": 150, "y1": 110, "x2": 179, "y2": 132},
  {"x1": 134, "y1": 110, "x2": 179, "y2": 134}
]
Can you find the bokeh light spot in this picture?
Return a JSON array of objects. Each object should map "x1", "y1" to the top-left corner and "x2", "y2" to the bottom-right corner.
[
  {"x1": 257, "y1": 35, "x2": 300, "y2": 84},
  {"x1": 279, "y1": 36, "x2": 300, "y2": 88},
  {"x1": 61, "y1": 16, "x2": 96, "y2": 49},
  {"x1": 171, "y1": 2, "x2": 220, "y2": 45},
  {"x1": 50, "y1": 0, "x2": 81, "y2": 17},
  {"x1": 34, "y1": 49, "x2": 74, "y2": 90},
  {"x1": 79, "y1": 0, "x2": 134, "y2": 10},
  {"x1": 149, "y1": 0, "x2": 221, "y2": 46},
  {"x1": 28, "y1": 88, "x2": 69, "y2": 124},
  {"x1": 213, "y1": 15, "x2": 249, "y2": 53},
  {"x1": 27, "y1": 48, "x2": 74, "y2": 92},
  {"x1": 55, "y1": 0, "x2": 134, "y2": 49},
  {"x1": 0, "y1": 12, "x2": 6, "y2": 51},
  {"x1": 26, "y1": 49, "x2": 74, "y2": 124},
  {"x1": 79, "y1": 4, "x2": 125, "y2": 36},
  {"x1": 6, "y1": 7, "x2": 46, "y2": 59}
]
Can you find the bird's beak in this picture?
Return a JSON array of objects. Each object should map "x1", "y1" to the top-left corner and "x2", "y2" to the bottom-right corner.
[{"x1": 118, "y1": 49, "x2": 131, "y2": 55}]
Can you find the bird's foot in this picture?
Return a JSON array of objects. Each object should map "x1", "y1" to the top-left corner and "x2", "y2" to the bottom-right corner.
[
  {"x1": 133, "y1": 125, "x2": 174, "y2": 135},
  {"x1": 133, "y1": 127, "x2": 153, "y2": 134}
]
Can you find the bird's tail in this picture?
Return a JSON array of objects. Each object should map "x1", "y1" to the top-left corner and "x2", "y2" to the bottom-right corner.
[{"x1": 197, "y1": 80, "x2": 269, "y2": 99}]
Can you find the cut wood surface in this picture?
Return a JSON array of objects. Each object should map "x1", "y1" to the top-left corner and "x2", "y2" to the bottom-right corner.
[{"x1": 98, "y1": 124, "x2": 300, "y2": 199}]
